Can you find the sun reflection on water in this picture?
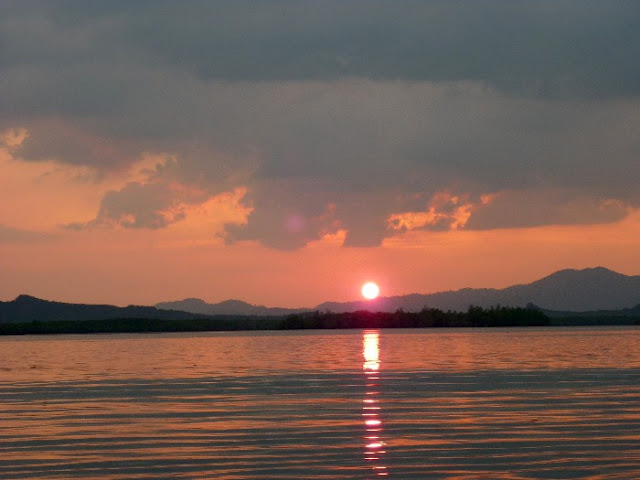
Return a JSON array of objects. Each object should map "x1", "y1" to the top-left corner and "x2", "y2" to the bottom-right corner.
[{"x1": 363, "y1": 330, "x2": 388, "y2": 477}]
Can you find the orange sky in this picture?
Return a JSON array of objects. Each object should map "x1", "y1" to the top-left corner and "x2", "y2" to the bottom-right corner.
[
  {"x1": 2, "y1": 126, "x2": 640, "y2": 307},
  {"x1": 3, "y1": 220, "x2": 640, "y2": 308},
  {"x1": 2, "y1": 4, "x2": 640, "y2": 308},
  {"x1": 2, "y1": 140, "x2": 639, "y2": 308}
]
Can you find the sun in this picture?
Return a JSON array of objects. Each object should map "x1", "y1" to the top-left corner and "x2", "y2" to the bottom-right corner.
[{"x1": 361, "y1": 281, "x2": 380, "y2": 300}]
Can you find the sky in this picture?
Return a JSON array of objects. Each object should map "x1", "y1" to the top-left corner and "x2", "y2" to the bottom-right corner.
[{"x1": 1, "y1": 1, "x2": 639, "y2": 307}]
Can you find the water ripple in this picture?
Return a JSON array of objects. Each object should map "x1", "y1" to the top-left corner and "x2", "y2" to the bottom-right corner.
[{"x1": 1, "y1": 328, "x2": 639, "y2": 479}]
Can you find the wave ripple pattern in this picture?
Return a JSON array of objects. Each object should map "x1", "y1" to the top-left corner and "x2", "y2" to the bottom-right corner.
[{"x1": 0, "y1": 328, "x2": 639, "y2": 479}]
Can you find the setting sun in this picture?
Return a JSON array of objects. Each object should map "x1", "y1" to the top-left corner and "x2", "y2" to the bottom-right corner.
[{"x1": 361, "y1": 282, "x2": 380, "y2": 300}]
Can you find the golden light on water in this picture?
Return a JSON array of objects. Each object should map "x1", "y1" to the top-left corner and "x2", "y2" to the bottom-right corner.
[
  {"x1": 363, "y1": 332, "x2": 380, "y2": 371},
  {"x1": 362, "y1": 330, "x2": 388, "y2": 476},
  {"x1": 3, "y1": 329, "x2": 639, "y2": 477}
]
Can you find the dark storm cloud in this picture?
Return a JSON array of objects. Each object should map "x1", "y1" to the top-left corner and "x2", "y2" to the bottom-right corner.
[
  {"x1": 3, "y1": 1, "x2": 640, "y2": 101},
  {"x1": 93, "y1": 182, "x2": 187, "y2": 229},
  {"x1": 224, "y1": 178, "x2": 340, "y2": 250},
  {"x1": 2, "y1": 1, "x2": 640, "y2": 248},
  {"x1": 466, "y1": 190, "x2": 630, "y2": 230}
]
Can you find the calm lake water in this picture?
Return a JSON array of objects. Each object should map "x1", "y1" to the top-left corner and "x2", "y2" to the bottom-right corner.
[{"x1": 1, "y1": 327, "x2": 639, "y2": 479}]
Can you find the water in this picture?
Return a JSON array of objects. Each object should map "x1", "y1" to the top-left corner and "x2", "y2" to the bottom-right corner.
[{"x1": 1, "y1": 327, "x2": 639, "y2": 479}]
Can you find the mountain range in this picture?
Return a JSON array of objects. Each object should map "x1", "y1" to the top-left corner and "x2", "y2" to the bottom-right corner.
[
  {"x1": 155, "y1": 298, "x2": 309, "y2": 317},
  {"x1": 2, "y1": 267, "x2": 639, "y2": 323},
  {"x1": 0, "y1": 295, "x2": 210, "y2": 324},
  {"x1": 156, "y1": 267, "x2": 640, "y2": 316},
  {"x1": 316, "y1": 267, "x2": 640, "y2": 313}
]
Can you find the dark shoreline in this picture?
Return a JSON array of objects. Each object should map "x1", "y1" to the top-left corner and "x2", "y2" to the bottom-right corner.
[{"x1": 1, "y1": 306, "x2": 637, "y2": 335}]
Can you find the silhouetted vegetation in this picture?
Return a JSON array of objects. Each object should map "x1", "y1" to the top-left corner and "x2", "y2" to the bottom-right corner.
[
  {"x1": 280, "y1": 305, "x2": 550, "y2": 330},
  {"x1": 541, "y1": 303, "x2": 640, "y2": 326},
  {"x1": 0, "y1": 305, "x2": 551, "y2": 335}
]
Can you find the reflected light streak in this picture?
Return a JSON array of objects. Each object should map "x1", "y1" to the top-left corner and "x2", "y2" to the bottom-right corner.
[
  {"x1": 362, "y1": 330, "x2": 388, "y2": 476},
  {"x1": 363, "y1": 331, "x2": 380, "y2": 371}
]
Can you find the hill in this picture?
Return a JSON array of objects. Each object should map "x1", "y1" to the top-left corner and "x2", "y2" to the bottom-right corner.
[
  {"x1": 156, "y1": 267, "x2": 639, "y2": 315},
  {"x1": 0, "y1": 295, "x2": 207, "y2": 324},
  {"x1": 155, "y1": 298, "x2": 310, "y2": 316},
  {"x1": 316, "y1": 267, "x2": 640, "y2": 313},
  {"x1": 3, "y1": 267, "x2": 639, "y2": 326}
]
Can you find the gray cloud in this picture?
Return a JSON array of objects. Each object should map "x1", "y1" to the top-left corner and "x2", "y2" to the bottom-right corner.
[
  {"x1": 467, "y1": 190, "x2": 630, "y2": 230},
  {"x1": 95, "y1": 182, "x2": 186, "y2": 229},
  {"x1": 3, "y1": 1, "x2": 639, "y2": 98},
  {"x1": 2, "y1": 2, "x2": 640, "y2": 248},
  {"x1": 224, "y1": 178, "x2": 340, "y2": 249}
]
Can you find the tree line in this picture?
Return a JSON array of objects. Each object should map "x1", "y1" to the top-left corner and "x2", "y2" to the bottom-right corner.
[
  {"x1": 0, "y1": 305, "x2": 550, "y2": 335},
  {"x1": 280, "y1": 305, "x2": 550, "y2": 329}
]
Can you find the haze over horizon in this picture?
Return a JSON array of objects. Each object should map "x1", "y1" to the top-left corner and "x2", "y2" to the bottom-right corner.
[{"x1": 2, "y1": 2, "x2": 640, "y2": 308}]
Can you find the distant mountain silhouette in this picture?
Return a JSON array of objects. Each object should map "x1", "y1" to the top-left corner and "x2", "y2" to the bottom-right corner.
[
  {"x1": 538, "y1": 303, "x2": 640, "y2": 318},
  {"x1": 156, "y1": 267, "x2": 639, "y2": 315},
  {"x1": 315, "y1": 267, "x2": 640, "y2": 313},
  {"x1": 0, "y1": 295, "x2": 207, "y2": 324},
  {"x1": 155, "y1": 298, "x2": 309, "y2": 316},
  {"x1": 3, "y1": 267, "x2": 639, "y2": 324}
]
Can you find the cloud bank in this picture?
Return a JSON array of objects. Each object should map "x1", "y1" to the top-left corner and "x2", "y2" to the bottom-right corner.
[{"x1": 2, "y1": 1, "x2": 639, "y2": 248}]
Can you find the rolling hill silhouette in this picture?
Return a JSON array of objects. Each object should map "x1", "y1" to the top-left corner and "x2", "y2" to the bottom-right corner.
[
  {"x1": 0, "y1": 295, "x2": 207, "y2": 324},
  {"x1": 317, "y1": 267, "x2": 640, "y2": 313},
  {"x1": 2, "y1": 267, "x2": 638, "y2": 324},
  {"x1": 155, "y1": 298, "x2": 308, "y2": 316},
  {"x1": 157, "y1": 267, "x2": 640, "y2": 315}
]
